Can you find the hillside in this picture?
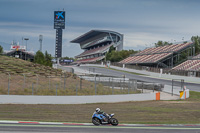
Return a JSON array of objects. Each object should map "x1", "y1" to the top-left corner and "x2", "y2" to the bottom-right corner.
[
  {"x1": 0, "y1": 55, "x2": 62, "y2": 76},
  {"x1": 0, "y1": 55, "x2": 81, "y2": 95},
  {"x1": 0, "y1": 55, "x2": 131, "y2": 95}
]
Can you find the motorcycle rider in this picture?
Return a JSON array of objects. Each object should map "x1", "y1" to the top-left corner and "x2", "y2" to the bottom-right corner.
[{"x1": 95, "y1": 108, "x2": 110, "y2": 121}]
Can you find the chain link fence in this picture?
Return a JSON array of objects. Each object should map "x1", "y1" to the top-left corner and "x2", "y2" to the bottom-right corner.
[
  {"x1": 80, "y1": 75, "x2": 139, "y2": 95},
  {"x1": 0, "y1": 72, "x2": 164, "y2": 96},
  {"x1": 0, "y1": 72, "x2": 79, "y2": 95},
  {"x1": 80, "y1": 74, "x2": 163, "y2": 95}
]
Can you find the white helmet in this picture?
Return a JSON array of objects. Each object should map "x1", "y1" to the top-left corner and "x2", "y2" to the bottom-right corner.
[{"x1": 96, "y1": 108, "x2": 100, "y2": 113}]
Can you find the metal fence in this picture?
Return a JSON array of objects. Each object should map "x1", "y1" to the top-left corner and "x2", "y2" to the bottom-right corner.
[
  {"x1": 80, "y1": 74, "x2": 163, "y2": 94},
  {"x1": 80, "y1": 75, "x2": 137, "y2": 93},
  {"x1": 171, "y1": 79, "x2": 185, "y2": 96},
  {"x1": 0, "y1": 72, "x2": 162, "y2": 96},
  {"x1": 0, "y1": 72, "x2": 79, "y2": 96}
]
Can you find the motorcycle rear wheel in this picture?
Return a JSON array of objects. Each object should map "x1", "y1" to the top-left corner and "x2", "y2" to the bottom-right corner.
[
  {"x1": 92, "y1": 118, "x2": 101, "y2": 126},
  {"x1": 110, "y1": 118, "x2": 118, "y2": 126}
]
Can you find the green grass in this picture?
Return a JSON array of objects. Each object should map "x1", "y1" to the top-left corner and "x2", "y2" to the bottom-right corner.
[
  {"x1": 0, "y1": 55, "x2": 62, "y2": 76},
  {"x1": 187, "y1": 91, "x2": 200, "y2": 101},
  {"x1": 0, "y1": 91, "x2": 200, "y2": 124}
]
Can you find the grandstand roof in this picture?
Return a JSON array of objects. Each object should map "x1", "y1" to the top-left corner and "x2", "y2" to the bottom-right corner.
[
  {"x1": 5, "y1": 50, "x2": 35, "y2": 56},
  {"x1": 4, "y1": 50, "x2": 35, "y2": 61},
  {"x1": 70, "y1": 30, "x2": 122, "y2": 43}
]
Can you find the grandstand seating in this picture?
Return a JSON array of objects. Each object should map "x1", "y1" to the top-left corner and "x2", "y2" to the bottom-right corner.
[
  {"x1": 192, "y1": 54, "x2": 200, "y2": 59},
  {"x1": 75, "y1": 56, "x2": 104, "y2": 64},
  {"x1": 72, "y1": 30, "x2": 123, "y2": 64},
  {"x1": 172, "y1": 59, "x2": 200, "y2": 71},
  {"x1": 119, "y1": 53, "x2": 171, "y2": 64},
  {"x1": 85, "y1": 37, "x2": 108, "y2": 48},
  {"x1": 135, "y1": 42, "x2": 192, "y2": 55},
  {"x1": 120, "y1": 42, "x2": 193, "y2": 66},
  {"x1": 76, "y1": 44, "x2": 112, "y2": 57}
]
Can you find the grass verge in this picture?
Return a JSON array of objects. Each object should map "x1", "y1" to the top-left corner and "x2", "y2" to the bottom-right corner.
[{"x1": 0, "y1": 91, "x2": 199, "y2": 124}]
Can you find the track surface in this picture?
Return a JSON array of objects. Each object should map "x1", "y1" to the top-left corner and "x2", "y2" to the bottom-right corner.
[
  {"x1": 1, "y1": 123, "x2": 200, "y2": 133},
  {"x1": 79, "y1": 66, "x2": 200, "y2": 92}
]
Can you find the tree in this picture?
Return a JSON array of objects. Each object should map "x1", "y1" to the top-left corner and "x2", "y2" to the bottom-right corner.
[
  {"x1": 60, "y1": 56, "x2": 75, "y2": 61},
  {"x1": 44, "y1": 51, "x2": 52, "y2": 67},
  {"x1": 155, "y1": 41, "x2": 172, "y2": 47},
  {"x1": 110, "y1": 51, "x2": 123, "y2": 62},
  {"x1": 34, "y1": 51, "x2": 45, "y2": 65},
  {"x1": 0, "y1": 45, "x2": 3, "y2": 54},
  {"x1": 120, "y1": 50, "x2": 137, "y2": 59},
  {"x1": 105, "y1": 45, "x2": 115, "y2": 61},
  {"x1": 191, "y1": 36, "x2": 200, "y2": 55},
  {"x1": 34, "y1": 51, "x2": 53, "y2": 67},
  {"x1": 179, "y1": 50, "x2": 188, "y2": 61},
  {"x1": 105, "y1": 47, "x2": 138, "y2": 62}
]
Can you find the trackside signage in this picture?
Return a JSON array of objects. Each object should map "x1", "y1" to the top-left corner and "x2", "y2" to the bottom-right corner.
[
  {"x1": 54, "y1": 11, "x2": 65, "y2": 29},
  {"x1": 11, "y1": 45, "x2": 26, "y2": 50}
]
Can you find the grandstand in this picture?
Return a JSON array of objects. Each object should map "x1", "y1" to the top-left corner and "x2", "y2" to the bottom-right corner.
[
  {"x1": 3, "y1": 44, "x2": 34, "y2": 61},
  {"x1": 70, "y1": 30, "x2": 123, "y2": 64},
  {"x1": 119, "y1": 42, "x2": 194, "y2": 68},
  {"x1": 172, "y1": 54, "x2": 200, "y2": 71}
]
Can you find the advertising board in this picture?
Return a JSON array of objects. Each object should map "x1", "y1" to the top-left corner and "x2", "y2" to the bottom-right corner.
[
  {"x1": 54, "y1": 11, "x2": 65, "y2": 29},
  {"x1": 11, "y1": 45, "x2": 26, "y2": 51}
]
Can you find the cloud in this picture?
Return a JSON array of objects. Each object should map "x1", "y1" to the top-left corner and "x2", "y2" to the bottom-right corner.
[{"x1": 1, "y1": 0, "x2": 200, "y2": 57}]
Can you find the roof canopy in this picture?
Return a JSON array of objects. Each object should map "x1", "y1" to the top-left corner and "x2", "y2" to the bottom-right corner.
[{"x1": 70, "y1": 30, "x2": 122, "y2": 43}]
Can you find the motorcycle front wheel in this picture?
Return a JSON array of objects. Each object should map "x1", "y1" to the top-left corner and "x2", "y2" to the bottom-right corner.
[
  {"x1": 110, "y1": 118, "x2": 118, "y2": 126},
  {"x1": 92, "y1": 118, "x2": 101, "y2": 126}
]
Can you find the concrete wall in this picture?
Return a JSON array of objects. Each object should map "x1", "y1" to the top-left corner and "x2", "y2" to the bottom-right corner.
[
  {"x1": 0, "y1": 93, "x2": 156, "y2": 104},
  {"x1": 163, "y1": 85, "x2": 181, "y2": 95}
]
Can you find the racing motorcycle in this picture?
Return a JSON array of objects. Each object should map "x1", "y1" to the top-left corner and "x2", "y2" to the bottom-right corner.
[{"x1": 92, "y1": 112, "x2": 118, "y2": 126}]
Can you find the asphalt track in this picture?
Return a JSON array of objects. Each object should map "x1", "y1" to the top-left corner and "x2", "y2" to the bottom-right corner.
[
  {"x1": 1, "y1": 123, "x2": 200, "y2": 133},
  {"x1": 79, "y1": 66, "x2": 200, "y2": 92}
]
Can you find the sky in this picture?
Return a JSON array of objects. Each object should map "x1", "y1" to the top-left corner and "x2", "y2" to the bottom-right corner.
[{"x1": 0, "y1": 0, "x2": 200, "y2": 58}]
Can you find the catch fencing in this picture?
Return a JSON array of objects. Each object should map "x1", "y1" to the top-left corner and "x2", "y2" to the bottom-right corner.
[
  {"x1": 0, "y1": 72, "x2": 162, "y2": 96},
  {"x1": 0, "y1": 72, "x2": 79, "y2": 96}
]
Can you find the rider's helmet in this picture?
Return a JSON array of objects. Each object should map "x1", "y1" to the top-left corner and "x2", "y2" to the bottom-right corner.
[{"x1": 96, "y1": 108, "x2": 100, "y2": 113}]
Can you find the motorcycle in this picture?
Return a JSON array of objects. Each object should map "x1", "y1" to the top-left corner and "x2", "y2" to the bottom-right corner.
[{"x1": 92, "y1": 112, "x2": 118, "y2": 126}]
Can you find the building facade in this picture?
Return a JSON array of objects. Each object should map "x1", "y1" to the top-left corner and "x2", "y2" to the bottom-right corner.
[{"x1": 71, "y1": 30, "x2": 123, "y2": 64}]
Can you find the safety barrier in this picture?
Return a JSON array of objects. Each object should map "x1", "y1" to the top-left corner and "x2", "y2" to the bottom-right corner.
[
  {"x1": 0, "y1": 92, "x2": 160, "y2": 104},
  {"x1": 179, "y1": 87, "x2": 190, "y2": 99}
]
